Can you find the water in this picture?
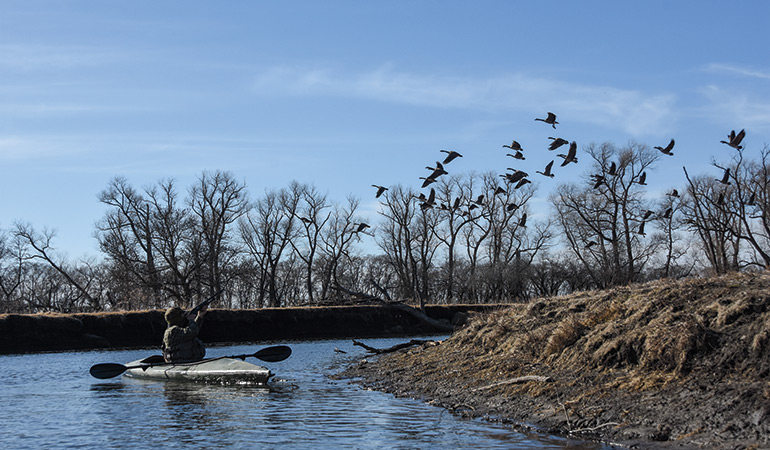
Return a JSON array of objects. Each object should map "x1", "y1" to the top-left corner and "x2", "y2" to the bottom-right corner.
[{"x1": 0, "y1": 337, "x2": 612, "y2": 449}]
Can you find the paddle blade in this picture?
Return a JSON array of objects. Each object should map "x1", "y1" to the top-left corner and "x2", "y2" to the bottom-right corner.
[
  {"x1": 89, "y1": 363, "x2": 128, "y2": 379},
  {"x1": 254, "y1": 345, "x2": 292, "y2": 362}
]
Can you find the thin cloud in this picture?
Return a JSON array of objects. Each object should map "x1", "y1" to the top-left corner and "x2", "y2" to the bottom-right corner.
[
  {"x1": 0, "y1": 44, "x2": 125, "y2": 70},
  {"x1": 705, "y1": 63, "x2": 770, "y2": 80},
  {"x1": 699, "y1": 85, "x2": 770, "y2": 132},
  {"x1": 251, "y1": 65, "x2": 677, "y2": 136}
]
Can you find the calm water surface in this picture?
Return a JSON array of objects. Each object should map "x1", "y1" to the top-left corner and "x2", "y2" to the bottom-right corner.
[{"x1": 0, "y1": 337, "x2": 613, "y2": 449}]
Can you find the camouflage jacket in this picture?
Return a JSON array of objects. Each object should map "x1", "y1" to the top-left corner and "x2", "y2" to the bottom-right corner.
[{"x1": 162, "y1": 318, "x2": 206, "y2": 362}]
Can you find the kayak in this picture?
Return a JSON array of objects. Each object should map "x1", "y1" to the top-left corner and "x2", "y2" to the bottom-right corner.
[{"x1": 123, "y1": 356, "x2": 273, "y2": 385}]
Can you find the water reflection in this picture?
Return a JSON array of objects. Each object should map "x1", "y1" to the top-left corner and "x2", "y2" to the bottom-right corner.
[{"x1": 0, "y1": 339, "x2": 616, "y2": 449}]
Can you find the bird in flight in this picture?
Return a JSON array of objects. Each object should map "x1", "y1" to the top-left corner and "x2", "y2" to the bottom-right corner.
[
  {"x1": 607, "y1": 161, "x2": 617, "y2": 176},
  {"x1": 502, "y1": 169, "x2": 529, "y2": 184},
  {"x1": 518, "y1": 213, "x2": 527, "y2": 228},
  {"x1": 506, "y1": 151, "x2": 525, "y2": 160},
  {"x1": 514, "y1": 177, "x2": 531, "y2": 189},
  {"x1": 535, "y1": 112, "x2": 558, "y2": 129},
  {"x1": 662, "y1": 207, "x2": 673, "y2": 219},
  {"x1": 637, "y1": 221, "x2": 646, "y2": 236},
  {"x1": 721, "y1": 129, "x2": 746, "y2": 150},
  {"x1": 667, "y1": 189, "x2": 680, "y2": 198},
  {"x1": 558, "y1": 141, "x2": 578, "y2": 166},
  {"x1": 503, "y1": 140, "x2": 524, "y2": 151},
  {"x1": 440, "y1": 149, "x2": 463, "y2": 164},
  {"x1": 419, "y1": 177, "x2": 436, "y2": 188},
  {"x1": 548, "y1": 137, "x2": 569, "y2": 151},
  {"x1": 717, "y1": 168, "x2": 730, "y2": 185},
  {"x1": 536, "y1": 160, "x2": 555, "y2": 178},
  {"x1": 425, "y1": 161, "x2": 448, "y2": 180},
  {"x1": 372, "y1": 185, "x2": 388, "y2": 198},
  {"x1": 636, "y1": 171, "x2": 647, "y2": 186},
  {"x1": 654, "y1": 139, "x2": 675, "y2": 156},
  {"x1": 354, "y1": 223, "x2": 370, "y2": 233},
  {"x1": 591, "y1": 174, "x2": 606, "y2": 189}
]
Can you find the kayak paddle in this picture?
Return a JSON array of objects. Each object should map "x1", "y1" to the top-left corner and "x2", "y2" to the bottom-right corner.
[{"x1": 89, "y1": 345, "x2": 292, "y2": 379}]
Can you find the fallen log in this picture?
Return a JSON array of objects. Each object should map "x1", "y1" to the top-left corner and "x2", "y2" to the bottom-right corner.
[
  {"x1": 332, "y1": 282, "x2": 455, "y2": 333},
  {"x1": 353, "y1": 339, "x2": 438, "y2": 354}
]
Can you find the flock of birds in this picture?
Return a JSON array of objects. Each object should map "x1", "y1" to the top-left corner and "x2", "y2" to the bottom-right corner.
[{"x1": 365, "y1": 112, "x2": 749, "y2": 245}]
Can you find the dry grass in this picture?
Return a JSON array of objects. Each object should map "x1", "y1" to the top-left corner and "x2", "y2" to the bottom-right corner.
[{"x1": 397, "y1": 271, "x2": 770, "y2": 392}]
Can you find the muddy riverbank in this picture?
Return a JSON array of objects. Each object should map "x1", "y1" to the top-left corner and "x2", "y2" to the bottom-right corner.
[
  {"x1": 0, "y1": 304, "x2": 489, "y2": 354},
  {"x1": 341, "y1": 273, "x2": 770, "y2": 449}
]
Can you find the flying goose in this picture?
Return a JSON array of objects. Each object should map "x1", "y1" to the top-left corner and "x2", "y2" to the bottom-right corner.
[
  {"x1": 502, "y1": 140, "x2": 524, "y2": 151},
  {"x1": 535, "y1": 112, "x2": 558, "y2": 129},
  {"x1": 637, "y1": 221, "x2": 646, "y2": 236},
  {"x1": 440, "y1": 149, "x2": 463, "y2": 164},
  {"x1": 721, "y1": 129, "x2": 745, "y2": 150},
  {"x1": 536, "y1": 160, "x2": 555, "y2": 178},
  {"x1": 371, "y1": 184, "x2": 388, "y2": 198},
  {"x1": 717, "y1": 168, "x2": 730, "y2": 185},
  {"x1": 655, "y1": 139, "x2": 675, "y2": 156},
  {"x1": 557, "y1": 141, "x2": 578, "y2": 166},
  {"x1": 548, "y1": 137, "x2": 569, "y2": 150},
  {"x1": 518, "y1": 213, "x2": 527, "y2": 228}
]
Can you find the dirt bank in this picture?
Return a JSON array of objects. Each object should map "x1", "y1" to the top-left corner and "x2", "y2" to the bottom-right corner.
[
  {"x1": 341, "y1": 272, "x2": 770, "y2": 449},
  {"x1": 0, "y1": 304, "x2": 487, "y2": 354}
]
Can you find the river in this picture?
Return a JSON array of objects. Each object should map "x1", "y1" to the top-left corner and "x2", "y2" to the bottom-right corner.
[{"x1": 0, "y1": 337, "x2": 613, "y2": 448}]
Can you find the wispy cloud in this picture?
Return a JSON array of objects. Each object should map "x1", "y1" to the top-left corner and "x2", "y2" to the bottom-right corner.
[
  {"x1": 251, "y1": 65, "x2": 677, "y2": 136},
  {"x1": 699, "y1": 85, "x2": 770, "y2": 132},
  {"x1": 0, "y1": 44, "x2": 125, "y2": 71},
  {"x1": 705, "y1": 63, "x2": 770, "y2": 80}
]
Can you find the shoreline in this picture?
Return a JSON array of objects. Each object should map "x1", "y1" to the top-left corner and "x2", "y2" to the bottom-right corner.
[
  {"x1": 0, "y1": 304, "x2": 491, "y2": 355},
  {"x1": 340, "y1": 273, "x2": 770, "y2": 449}
]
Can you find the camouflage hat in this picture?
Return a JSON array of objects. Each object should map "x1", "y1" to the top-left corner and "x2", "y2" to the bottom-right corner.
[{"x1": 165, "y1": 306, "x2": 187, "y2": 326}]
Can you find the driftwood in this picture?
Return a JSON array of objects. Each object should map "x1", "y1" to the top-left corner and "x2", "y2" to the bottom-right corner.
[
  {"x1": 353, "y1": 339, "x2": 437, "y2": 354},
  {"x1": 332, "y1": 283, "x2": 454, "y2": 333},
  {"x1": 471, "y1": 375, "x2": 553, "y2": 392}
]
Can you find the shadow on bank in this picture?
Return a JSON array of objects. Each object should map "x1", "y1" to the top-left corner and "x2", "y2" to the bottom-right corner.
[{"x1": 0, "y1": 304, "x2": 495, "y2": 354}]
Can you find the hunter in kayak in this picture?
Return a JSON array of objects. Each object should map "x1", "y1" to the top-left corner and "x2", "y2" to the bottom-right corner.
[{"x1": 162, "y1": 305, "x2": 208, "y2": 362}]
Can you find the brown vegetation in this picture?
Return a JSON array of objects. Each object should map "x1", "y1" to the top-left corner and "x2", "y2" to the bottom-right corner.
[{"x1": 343, "y1": 272, "x2": 770, "y2": 449}]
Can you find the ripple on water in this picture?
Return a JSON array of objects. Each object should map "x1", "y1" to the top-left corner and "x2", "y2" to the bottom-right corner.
[{"x1": 0, "y1": 339, "x2": 613, "y2": 449}]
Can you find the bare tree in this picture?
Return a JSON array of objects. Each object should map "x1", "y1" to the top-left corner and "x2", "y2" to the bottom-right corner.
[
  {"x1": 682, "y1": 169, "x2": 741, "y2": 274},
  {"x1": 551, "y1": 142, "x2": 660, "y2": 287},
  {"x1": 288, "y1": 182, "x2": 330, "y2": 303},
  {"x1": 14, "y1": 222, "x2": 99, "y2": 311},
  {"x1": 0, "y1": 230, "x2": 26, "y2": 312},
  {"x1": 714, "y1": 146, "x2": 770, "y2": 268},
  {"x1": 96, "y1": 176, "x2": 162, "y2": 303},
  {"x1": 189, "y1": 170, "x2": 250, "y2": 299},
  {"x1": 375, "y1": 185, "x2": 421, "y2": 302},
  {"x1": 319, "y1": 195, "x2": 362, "y2": 301},
  {"x1": 240, "y1": 186, "x2": 299, "y2": 308},
  {"x1": 145, "y1": 178, "x2": 203, "y2": 305}
]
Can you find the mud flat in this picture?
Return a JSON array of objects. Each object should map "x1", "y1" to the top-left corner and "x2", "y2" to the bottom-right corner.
[
  {"x1": 341, "y1": 273, "x2": 770, "y2": 449},
  {"x1": 0, "y1": 304, "x2": 487, "y2": 354}
]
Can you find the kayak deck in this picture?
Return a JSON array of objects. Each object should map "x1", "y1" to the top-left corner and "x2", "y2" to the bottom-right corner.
[{"x1": 124, "y1": 356, "x2": 273, "y2": 385}]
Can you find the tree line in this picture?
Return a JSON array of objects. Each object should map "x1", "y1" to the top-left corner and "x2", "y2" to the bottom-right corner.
[{"x1": 1, "y1": 140, "x2": 767, "y2": 314}]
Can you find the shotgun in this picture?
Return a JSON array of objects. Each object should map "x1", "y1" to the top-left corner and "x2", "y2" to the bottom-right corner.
[{"x1": 189, "y1": 289, "x2": 224, "y2": 316}]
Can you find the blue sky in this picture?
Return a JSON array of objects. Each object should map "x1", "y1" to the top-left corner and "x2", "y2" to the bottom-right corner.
[{"x1": 1, "y1": 1, "x2": 769, "y2": 258}]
